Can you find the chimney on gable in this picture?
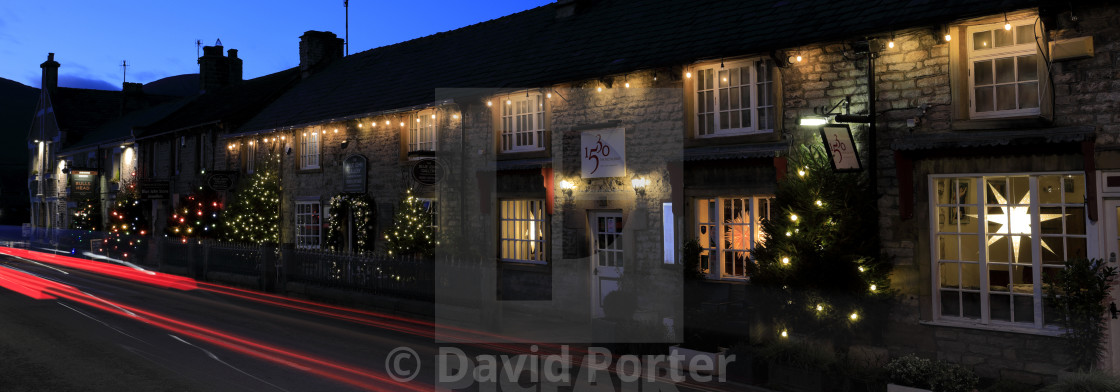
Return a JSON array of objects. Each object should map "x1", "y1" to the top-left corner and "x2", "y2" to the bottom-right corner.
[
  {"x1": 299, "y1": 31, "x2": 344, "y2": 79},
  {"x1": 40, "y1": 53, "x2": 60, "y2": 96},
  {"x1": 121, "y1": 82, "x2": 146, "y2": 115},
  {"x1": 197, "y1": 40, "x2": 243, "y2": 94}
]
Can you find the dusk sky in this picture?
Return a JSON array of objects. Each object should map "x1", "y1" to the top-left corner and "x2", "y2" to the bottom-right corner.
[{"x1": 1, "y1": 0, "x2": 553, "y2": 90}]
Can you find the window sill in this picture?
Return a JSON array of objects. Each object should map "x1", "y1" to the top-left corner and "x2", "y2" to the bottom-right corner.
[
  {"x1": 499, "y1": 259, "x2": 548, "y2": 266},
  {"x1": 920, "y1": 319, "x2": 1063, "y2": 337},
  {"x1": 950, "y1": 116, "x2": 1050, "y2": 131},
  {"x1": 685, "y1": 131, "x2": 780, "y2": 148},
  {"x1": 296, "y1": 167, "x2": 323, "y2": 174},
  {"x1": 497, "y1": 149, "x2": 549, "y2": 160}
]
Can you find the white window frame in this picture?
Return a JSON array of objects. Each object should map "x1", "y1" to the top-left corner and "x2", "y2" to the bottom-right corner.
[
  {"x1": 499, "y1": 199, "x2": 547, "y2": 264},
  {"x1": 929, "y1": 172, "x2": 1089, "y2": 332},
  {"x1": 692, "y1": 58, "x2": 775, "y2": 137},
  {"x1": 300, "y1": 130, "x2": 320, "y2": 169},
  {"x1": 966, "y1": 19, "x2": 1041, "y2": 119},
  {"x1": 408, "y1": 110, "x2": 436, "y2": 156},
  {"x1": 695, "y1": 196, "x2": 771, "y2": 279},
  {"x1": 499, "y1": 92, "x2": 545, "y2": 153},
  {"x1": 417, "y1": 197, "x2": 439, "y2": 233},
  {"x1": 295, "y1": 200, "x2": 322, "y2": 249}
]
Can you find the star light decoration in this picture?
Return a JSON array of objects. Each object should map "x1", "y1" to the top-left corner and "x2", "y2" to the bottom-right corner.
[{"x1": 974, "y1": 182, "x2": 1066, "y2": 263}]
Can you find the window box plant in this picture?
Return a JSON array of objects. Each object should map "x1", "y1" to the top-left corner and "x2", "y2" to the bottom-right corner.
[{"x1": 884, "y1": 354, "x2": 977, "y2": 392}]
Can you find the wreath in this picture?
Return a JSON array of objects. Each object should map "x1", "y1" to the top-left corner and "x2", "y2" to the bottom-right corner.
[{"x1": 325, "y1": 193, "x2": 377, "y2": 253}]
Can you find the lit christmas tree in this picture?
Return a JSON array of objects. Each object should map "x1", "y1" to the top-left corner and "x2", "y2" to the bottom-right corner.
[
  {"x1": 325, "y1": 193, "x2": 376, "y2": 253},
  {"x1": 222, "y1": 154, "x2": 280, "y2": 245},
  {"x1": 383, "y1": 188, "x2": 433, "y2": 257},
  {"x1": 166, "y1": 188, "x2": 223, "y2": 241},
  {"x1": 748, "y1": 144, "x2": 892, "y2": 350},
  {"x1": 69, "y1": 197, "x2": 101, "y2": 232},
  {"x1": 105, "y1": 184, "x2": 149, "y2": 260}
]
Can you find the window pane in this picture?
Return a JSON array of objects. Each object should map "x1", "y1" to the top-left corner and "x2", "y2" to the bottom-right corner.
[
  {"x1": 990, "y1": 294, "x2": 1011, "y2": 321},
  {"x1": 941, "y1": 291, "x2": 961, "y2": 317},
  {"x1": 741, "y1": 85, "x2": 751, "y2": 109},
  {"x1": 1065, "y1": 175, "x2": 1085, "y2": 202},
  {"x1": 973, "y1": 30, "x2": 992, "y2": 50},
  {"x1": 1015, "y1": 24, "x2": 1034, "y2": 45},
  {"x1": 1019, "y1": 82, "x2": 1039, "y2": 109},
  {"x1": 939, "y1": 235, "x2": 959, "y2": 259},
  {"x1": 729, "y1": 67, "x2": 740, "y2": 86},
  {"x1": 975, "y1": 87, "x2": 994, "y2": 112},
  {"x1": 989, "y1": 264, "x2": 1010, "y2": 291},
  {"x1": 1012, "y1": 265, "x2": 1032, "y2": 287},
  {"x1": 1018, "y1": 55, "x2": 1037, "y2": 81},
  {"x1": 963, "y1": 292, "x2": 981, "y2": 318},
  {"x1": 1013, "y1": 295, "x2": 1035, "y2": 323},
  {"x1": 961, "y1": 263, "x2": 980, "y2": 290},
  {"x1": 995, "y1": 57, "x2": 1016, "y2": 84},
  {"x1": 940, "y1": 262, "x2": 960, "y2": 288},
  {"x1": 718, "y1": 69, "x2": 728, "y2": 88},
  {"x1": 1041, "y1": 237, "x2": 1064, "y2": 264},
  {"x1": 1039, "y1": 176, "x2": 1062, "y2": 203},
  {"x1": 1039, "y1": 207, "x2": 1063, "y2": 234},
  {"x1": 1067, "y1": 237, "x2": 1088, "y2": 260},
  {"x1": 719, "y1": 112, "x2": 729, "y2": 130},
  {"x1": 994, "y1": 28, "x2": 1013, "y2": 48},
  {"x1": 960, "y1": 235, "x2": 980, "y2": 261},
  {"x1": 974, "y1": 60, "x2": 994, "y2": 85},
  {"x1": 1066, "y1": 207, "x2": 1086, "y2": 235},
  {"x1": 719, "y1": 89, "x2": 729, "y2": 111},
  {"x1": 728, "y1": 87, "x2": 740, "y2": 109}
]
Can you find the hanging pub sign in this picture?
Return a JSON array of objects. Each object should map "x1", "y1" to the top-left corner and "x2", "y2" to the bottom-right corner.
[
  {"x1": 412, "y1": 158, "x2": 444, "y2": 186},
  {"x1": 820, "y1": 124, "x2": 862, "y2": 172},
  {"x1": 581, "y1": 127, "x2": 626, "y2": 178},
  {"x1": 206, "y1": 171, "x2": 236, "y2": 191},
  {"x1": 69, "y1": 169, "x2": 98, "y2": 198},
  {"x1": 139, "y1": 180, "x2": 170, "y2": 199},
  {"x1": 343, "y1": 154, "x2": 368, "y2": 193}
]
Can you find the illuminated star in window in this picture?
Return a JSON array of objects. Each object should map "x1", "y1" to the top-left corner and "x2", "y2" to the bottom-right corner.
[{"x1": 976, "y1": 182, "x2": 1065, "y2": 262}]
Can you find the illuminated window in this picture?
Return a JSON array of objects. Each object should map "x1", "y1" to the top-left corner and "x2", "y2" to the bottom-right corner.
[
  {"x1": 696, "y1": 196, "x2": 771, "y2": 279},
  {"x1": 693, "y1": 59, "x2": 775, "y2": 137},
  {"x1": 300, "y1": 131, "x2": 320, "y2": 169},
  {"x1": 499, "y1": 199, "x2": 546, "y2": 264},
  {"x1": 967, "y1": 19, "x2": 1041, "y2": 119},
  {"x1": 932, "y1": 173, "x2": 1085, "y2": 329},
  {"x1": 408, "y1": 110, "x2": 436, "y2": 156},
  {"x1": 499, "y1": 92, "x2": 545, "y2": 153},
  {"x1": 295, "y1": 201, "x2": 321, "y2": 249}
]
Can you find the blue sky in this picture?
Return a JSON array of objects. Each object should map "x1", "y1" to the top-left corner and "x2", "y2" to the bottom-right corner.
[{"x1": 1, "y1": 0, "x2": 553, "y2": 90}]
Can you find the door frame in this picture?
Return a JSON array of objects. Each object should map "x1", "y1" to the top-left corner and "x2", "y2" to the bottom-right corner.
[{"x1": 589, "y1": 210, "x2": 624, "y2": 318}]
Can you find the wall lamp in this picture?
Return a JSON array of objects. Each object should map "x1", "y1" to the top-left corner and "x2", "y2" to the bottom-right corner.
[
  {"x1": 340, "y1": 140, "x2": 350, "y2": 149},
  {"x1": 559, "y1": 179, "x2": 576, "y2": 202},
  {"x1": 631, "y1": 177, "x2": 650, "y2": 196}
]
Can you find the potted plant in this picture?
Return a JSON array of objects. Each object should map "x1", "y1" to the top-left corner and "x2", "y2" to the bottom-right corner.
[
  {"x1": 1046, "y1": 257, "x2": 1118, "y2": 371},
  {"x1": 884, "y1": 354, "x2": 978, "y2": 392}
]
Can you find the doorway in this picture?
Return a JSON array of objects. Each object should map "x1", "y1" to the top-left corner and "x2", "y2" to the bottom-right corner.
[{"x1": 590, "y1": 211, "x2": 623, "y2": 318}]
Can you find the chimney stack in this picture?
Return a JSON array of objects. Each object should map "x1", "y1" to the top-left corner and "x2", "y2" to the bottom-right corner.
[
  {"x1": 197, "y1": 40, "x2": 243, "y2": 94},
  {"x1": 40, "y1": 53, "x2": 60, "y2": 96},
  {"x1": 299, "y1": 31, "x2": 344, "y2": 79},
  {"x1": 121, "y1": 82, "x2": 146, "y2": 114}
]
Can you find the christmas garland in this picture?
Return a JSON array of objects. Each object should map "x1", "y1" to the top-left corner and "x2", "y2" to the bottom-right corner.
[{"x1": 325, "y1": 193, "x2": 377, "y2": 253}]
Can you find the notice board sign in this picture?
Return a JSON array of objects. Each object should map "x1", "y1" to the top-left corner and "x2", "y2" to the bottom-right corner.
[
  {"x1": 207, "y1": 171, "x2": 236, "y2": 191},
  {"x1": 343, "y1": 155, "x2": 368, "y2": 193},
  {"x1": 820, "y1": 125, "x2": 862, "y2": 172},
  {"x1": 69, "y1": 169, "x2": 99, "y2": 198},
  {"x1": 139, "y1": 180, "x2": 170, "y2": 199},
  {"x1": 581, "y1": 127, "x2": 625, "y2": 178},
  {"x1": 412, "y1": 159, "x2": 444, "y2": 186}
]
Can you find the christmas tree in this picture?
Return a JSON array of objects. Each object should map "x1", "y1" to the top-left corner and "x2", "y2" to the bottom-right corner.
[
  {"x1": 222, "y1": 154, "x2": 280, "y2": 245},
  {"x1": 166, "y1": 188, "x2": 223, "y2": 241},
  {"x1": 105, "y1": 184, "x2": 149, "y2": 260},
  {"x1": 69, "y1": 197, "x2": 101, "y2": 232},
  {"x1": 383, "y1": 188, "x2": 434, "y2": 257},
  {"x1": 325, "y1": 193, "x2": 377, "y2": 253},
  {"x1": 748, "y1": 144, "x2": 892, "y2": 349}
]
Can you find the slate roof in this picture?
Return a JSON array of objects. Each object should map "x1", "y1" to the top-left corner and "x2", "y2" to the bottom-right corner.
[
  {"x1": 60, "y1": 97, "x2": 193, "y2": 153},
  {"x1": 138, "y1": 68, "x2": 299, "y2": 138},
  {"x1": 240, "y1": 0, "x2": 1040, "y2": 133}
]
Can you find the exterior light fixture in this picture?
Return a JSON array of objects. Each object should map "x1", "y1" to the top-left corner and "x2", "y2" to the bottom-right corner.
[
  {"x1": 631, "y1": 177, "x2": 649, "y2": 196},
  {"x1": 1004, "y1": 12, "x2": 1011, "y2": 31},
  {"x1": 487, "y1": 100, "x2": 492, "y2": 107},
  {"x1": 799, "y1": 116, "x2": 828, "y2": 126},
  {"x1": 685, "y1": 71, "x2": 692, "y2": 78}
]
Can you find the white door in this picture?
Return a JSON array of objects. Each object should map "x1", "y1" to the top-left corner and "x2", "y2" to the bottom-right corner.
[
  {"x1": 591, "y1": 211, "x2": 624, "y2": 318},
  {"x1": 1104, "y1": 199, "x2": 1120, "y2": 372}
]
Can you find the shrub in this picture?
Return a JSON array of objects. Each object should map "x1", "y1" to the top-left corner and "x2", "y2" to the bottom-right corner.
[
  {"x1": 1038, "y1": 371, "x2": 1120, "y2": 392},
  {"x1": 757, "y1": 338, "x2": 836, "y2": 371},
  {"x1": 884, "y1": 354, "x2": 978, "y2": 392},
  {"x1": 1046, "y1": 257, "x2": 1117, "y2": 371}
]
